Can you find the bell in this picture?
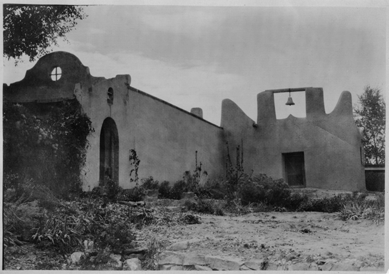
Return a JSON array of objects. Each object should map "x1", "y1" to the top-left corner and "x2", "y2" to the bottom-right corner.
[{"x1": 285, "y1": 96, "x2": 295, "y2": 106}]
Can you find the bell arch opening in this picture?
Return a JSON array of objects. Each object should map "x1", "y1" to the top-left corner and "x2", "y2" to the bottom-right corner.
[
  {"x1": 274, "y1": 91, "x2": 306, "y2": 119},
  {"x1": 99, "y1": 117, "x2": 119, "y2": 186}
]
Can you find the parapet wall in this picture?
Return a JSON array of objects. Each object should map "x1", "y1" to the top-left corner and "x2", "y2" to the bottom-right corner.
[{"x1": 222, "y1": 87, "x2": 365, "y2": 191}]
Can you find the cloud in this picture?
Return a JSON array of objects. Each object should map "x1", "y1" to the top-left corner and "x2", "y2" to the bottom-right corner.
[
  {"x1": 3, "y1": 39, "x2": 247, "y2": 125},
  {"x1": 3, "y1": 6, "x2": 385, "y2": 126},
  {"x1": 139, "y1": 8, "x2": 225, "y2": 39}
]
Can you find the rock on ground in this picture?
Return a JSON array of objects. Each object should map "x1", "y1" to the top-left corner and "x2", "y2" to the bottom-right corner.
[
  {"x1": 69, "y1": 252, "x2": 85, "y2": 265},
  {"x1": 124, "y1": 258, "x2": 142, "y2": 270}
]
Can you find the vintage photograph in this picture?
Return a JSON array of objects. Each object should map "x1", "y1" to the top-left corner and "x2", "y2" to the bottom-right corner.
[{"x1": 2, "y1": 1, "x2": 386, "y2": 271}]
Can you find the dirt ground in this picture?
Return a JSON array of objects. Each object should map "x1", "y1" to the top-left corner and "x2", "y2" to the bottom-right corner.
[
  {"x1": 3, "y1": 205, "x2": 385, "y2": 271},
  {"x1": 140, "y1": 209, "x2": 385, "y2": 271}
]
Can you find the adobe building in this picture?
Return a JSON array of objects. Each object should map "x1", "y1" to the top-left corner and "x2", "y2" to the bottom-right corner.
[{"x1": 3, "y1": 51, "x2": 366, "y2": 191}]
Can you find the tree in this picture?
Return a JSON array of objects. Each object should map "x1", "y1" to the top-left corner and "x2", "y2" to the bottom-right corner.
[
  {"x1": 354, "y1": 86, "x2": 385, "y2": 165},
  {"x1": 3, "y1": 4, "x2": 87, "y2": 62}
]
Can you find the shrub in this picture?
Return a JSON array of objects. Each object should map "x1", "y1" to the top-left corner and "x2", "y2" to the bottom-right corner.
[
  {"x1": 192, "y1": 185, "x2": 213, "y2": 199},
  {"x1": 141, "y1": 176, "x2": 159, "y2": 190},
  {"x1": 103, "y1": 221, "x2": 136, "y2": 252},
  {"x1": 158, "y1": 181, "x2": 172, "y2": 199},
  {"x1": 142, "y1": 237, "x2": 163, "y2": 270},
  {"x1": 206, "y1": 188, "x2": 226, "y2": 200},
  {"x1": 203, "y1": 180, "x2": 226, "y2": 199},
  {"x1": 281, "y1": 193, "x2": 309, "y2": 211},
  {"x1": 339, "y1": 194, "x2": 384, "y2": 223},
  {"x1": 157, "y1": 178, "x2": 226, "y2": 200},
  {"x1": 102, "y1": 178, "x2": 122, "y2": 201},
  {"x1": 30, "y1": 196, "x2": 138, "y2": 255},
  {"x1": 4, "y1": 200, "x2": 46, "y2": 245},
  {"x1": 184, "y1": 199, "x2": 224, "y2": 216},
  {"x1": 118, "y1": 187, "x2": 145, "y2": 202},
  {"x1": 3, "y1": 176, "x2": 62, "y2": 247},
  {"x1": 296, "y1": 196, "x2": 344, "y2": 213},
  {"x1": 178, "y1": 213, "x2": 201, "y2": 224},
  {"x1": 169, "y1": 180, "x2": 188, "y2": 200},
  {"x1": 238, "y1": 180, "x2": 265, "y2": 205},
  {"x1": 236, "y1": 174, "x2": 291, "y2": 207}
]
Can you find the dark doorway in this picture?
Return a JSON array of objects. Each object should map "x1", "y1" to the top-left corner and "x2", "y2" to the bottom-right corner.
[
  {"x1": 100, "y1": 118, "x2": 119, "y2": 186},
  {"x1": 283, "y1": 152, "x2": 305, "y2": 187}
]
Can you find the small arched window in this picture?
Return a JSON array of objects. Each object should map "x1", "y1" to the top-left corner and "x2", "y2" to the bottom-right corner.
[
  {"x1": 107, "y1": 87, "x2": 114, "y2": 105},
  {"x1": 50, "y1": 67, "x2": 62, "y2": 81}
]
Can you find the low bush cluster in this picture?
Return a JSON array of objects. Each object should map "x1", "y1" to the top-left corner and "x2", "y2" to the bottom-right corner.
[
  {"x1": 101, "y1": 172, "x2": 384, "y2": 223},
  {"x1": 119, "y1": 176, "x2": 216, "y2": 201},
  {"x1": 238, "y1": 174, "x2": 291, "y2": 206},
  {"x1": 339, "y1": 193, "x2": 384, "y2": 223},
  {"x1": 3, "y1": 179, "x2": 144, "y2": 256},
  {"x1": 5, "y1": 165, "x2": 385, "y2": 261},
  {"x1": 20, "y1": 197, "x2": 136, "y2": 255},
  {"x1": 184, "y1": 200, "x2": 224, "y2": 216}
]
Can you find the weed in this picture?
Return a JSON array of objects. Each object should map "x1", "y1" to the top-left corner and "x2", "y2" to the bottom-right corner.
[
  {"x1": 169, "y1": 180, "x2": 188, "y2": 200},
  {"x1": 224, "y1": 142, "x2": 246, "y2": 201},
  {"x1": 142, "y1": 237, "x2": 163, "y2": 270},
  {"x1": 184, "y1": 199, "x2": 224, "y2": 216},
  {"x1": 141, "y1": 177, "x2": 159, "y2": 190},
  {"x1": 178, "y1": 213, "x2": 201, "y2": 224},
  {"x1": 26, "y1": 196, "x2": 138, "y2": 256},
  {"x1": 339, "y1": 194, "x2": 385, "y2": 223},
  {"x1": 102, "y1": 176, "x2": 121, "y2": 201},
  {"x1": 118, "y1": 186, "x2": 145, "y2": 202},
  {"x1": 203, "y1": 180, "x2": 226, "y2": 199},
  {"x1": 158, "y1": 181, "x2": 172, "y2": 199}
]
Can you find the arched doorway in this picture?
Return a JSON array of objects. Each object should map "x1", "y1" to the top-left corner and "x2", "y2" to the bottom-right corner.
[{"x1": 100, "y1": 118, "x2": 119, "y2": 185}]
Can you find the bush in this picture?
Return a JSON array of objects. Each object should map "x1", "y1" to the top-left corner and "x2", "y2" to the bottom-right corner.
[
  {"x1": 102, "y1": 178, "x2": 122, "y2": 201},
  {"x1": 103, "y1": 221, "x2": 136, "y2": 252},
  {"x1": 169, "y1": 180, "x2": 188, "y2": 200},
  {"x1": 281, "y1": 193, "x2": 309, "y2": 211},
  {"x1": 297, "y1": 195, "x2": 346, "y2": 213},
  {"x1": 4, "y1": 200, "x2": 47, "y2": 245},
  {"x1": 30, "y1": 196, "x2": 138, "y2": 255},
  {"x1": 158, "y1": 181, "x2": 171, "y2": 199},
  {"x1": 206, "y1": 188, "x2": 226, "y2": 199},
  {"x1": 222, "y1": 172, "x2": 379, "y2": 215},
  {"x1": 201, "y1": 179, "x2": 227, "y2": 199},
  {"x1": 237, "y1": 174, "x2": 291, "y2": 207},
  {"x1": 141, "y1": 176, "x2": 160, "y2": 190},
  {"x1": 184, "y1": 199, "x2": 224, "y2": 216},
  {"x1": 339, "y1": 194, "x2": 384, "y2": 223},
  {"x1": 118, "y1": 187, "x2": 145, "y2": 202},
  {"x1": 142, "y1": 237, "x2": 163, "y2": 270}
]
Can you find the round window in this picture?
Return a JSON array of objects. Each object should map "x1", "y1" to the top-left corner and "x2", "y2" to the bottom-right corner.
[{"x1": 50, "y1": 67, "x2": 62, "y2": 81}]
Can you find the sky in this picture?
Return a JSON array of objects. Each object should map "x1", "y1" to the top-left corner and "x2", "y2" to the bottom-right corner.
[{"x1": 3, "y1": 2, "x2": 386, "y2": 126}]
